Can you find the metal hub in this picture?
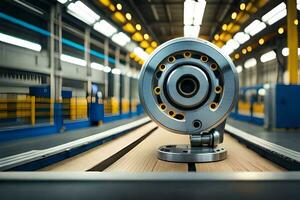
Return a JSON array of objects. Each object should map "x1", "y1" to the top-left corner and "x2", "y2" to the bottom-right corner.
[{"x1": 139, "y1": 38, "x2": 239, "y2": 163}]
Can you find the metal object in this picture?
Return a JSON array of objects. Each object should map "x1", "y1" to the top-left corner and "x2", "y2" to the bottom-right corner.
[
  {"x1": 1, "y1": 172, "x2": 300, "y2": 200},
  {"x1": 139, "y1": 37, "x2": 239, "y2": 163}
]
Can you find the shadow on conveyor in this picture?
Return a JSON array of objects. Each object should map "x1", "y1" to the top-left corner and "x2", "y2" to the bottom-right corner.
[
  {"x1": 227, "y1": 118, "x2": 300, "y2": 152},
  {"x1": 0, "y1": 115, "x2": 146, "y2": 159}
]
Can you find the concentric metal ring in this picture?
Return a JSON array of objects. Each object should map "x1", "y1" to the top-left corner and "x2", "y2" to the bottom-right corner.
[{"x1": 139, "y1": 37, "x2": 239, "y2": 134}]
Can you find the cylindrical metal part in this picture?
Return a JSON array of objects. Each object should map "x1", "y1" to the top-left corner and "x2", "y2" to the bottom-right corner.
[{"x1": 139, "y1": 38, "x2": 239, "y2": 135}]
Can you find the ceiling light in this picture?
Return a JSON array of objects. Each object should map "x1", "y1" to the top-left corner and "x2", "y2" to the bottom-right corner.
[
  {"x1": 233, "y1": 32, "x2": 250, "y2": 44},
  {"x1": 116, "y1": 3, "x2": 122, "y2": 10},
  {"x1": 281, "y1": 47, "x2": 300, "y2": 56},
  {"x1": 258, "y1": 88, "x2": 266, "y2": 96},
  {"x1": 258, "y1": 38, "x2": 264, "y2": 45},
  {"x1": 262, "y1": 2, "x2": 286, "y2": 25},
  {"x1": 67, "y1": 1, "x2": 100, "y2": 25},
  {"x1": 134, "y1": 47, "x2": 149, "y2": 61},
  {"x1": 260, "y1": 50, "x2": 276, "y2": 63},
  {"x1": 244, "y1": 20, "x2": 266, "y2": 36},
  {"x1": 103, "y1": 66, "x2": 112, "y2": 73},
  {"x1": 226, "y1": 39, "x2": 240, "y2": 50},
  {"x1": 93, "y1": 20, "x2": 117, "y2": 37},
  {"x1": 125, "y1": 42, "x2": 137, "y2": 52},
  {"x1": 91, "y1": 63, "x2": 104, "y2": 71},
  {"x1": 136, "y1": 24, "x2": 142, "y2": 30},
  {"x1": 247, "y1": 46, "x2": 252, "y2": 52},
  {"x1": 111, "y1": 32, "x2": 131, "y2": 46},
  {"x1": 222, "y1": 24, "x2": 227, "y2": 31},
  {"x1": 61, "y1": 54, "x2": 87, "y2": 66},
  {"x1": 242, "y1": 48, "x2": 247, "y2": 54},
  {"x1": 221, "y1": 44, "x2": 234, "y2": 55},
  {"x1": 184, "y1": 0, "x2": 206, "y2": 26},
  {"x1": 57, "y1": 0, "x2": 67, "y2": 4},
  {"x1": 278, "y1": 27, "x2": 284, "y2": 34},
  {"x1": 112, "y1": 68, "x2": 121, "y2": 75},
  {"x1": 231, "y1": 12, "x2": 237, "y2": 20},
  {"x1": 151, "y1": 41, "x2": 158, "y2": 48},
  {"x1": 184, "y1": 25, "x2": 200, "y2": 38},
  {"x1": 193, "y1": 0, "x2": 206, "y2": 26},
  {"x1": 125, "y1": 13, "x2": 132, "y2": 20},
  {"x1": 234, "y1": 53, "x2": 240, "y2": 59},
  {"x1": 0, "y1": 32, "x2": 41, "y2": 52},
  {"x1": 214, "y1": 34, "x2": 220, "y2": 40},
  {"x1": 144, "y1": 34, "x2": 149, "y2": 40},
  {"x1": 244, "y1": 58, "x2": 257, "y2": 69},
  {"x1": 240, "y1": 3, "x2": 246, "y2": 11},
  {"x1": 236, "y1": 65, "x2": 243, "y2": 73}
]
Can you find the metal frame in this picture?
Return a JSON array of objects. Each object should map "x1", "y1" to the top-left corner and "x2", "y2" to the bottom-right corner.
[
  {"x1": 0, "y1": 117, "x2": 151, "y2": 171},
  {"x1": 1, "y1": 172, "x2": 300, "y2": 199},
  {"x1": 225, "y1": 124, "x2": 300, "y2": 170}
]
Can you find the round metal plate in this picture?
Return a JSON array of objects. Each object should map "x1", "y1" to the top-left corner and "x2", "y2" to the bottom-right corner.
[{"x1": 158, "y1": 145, "x2": 227, "y2": 163}]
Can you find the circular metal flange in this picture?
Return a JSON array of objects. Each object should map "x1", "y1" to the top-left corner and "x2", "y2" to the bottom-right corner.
[
  {"x1": 139, "y1": 37, "x2": 239, "y2": 134},
  {"x1": 157, "y1": 145, "x2": 227, "y2": 163}
]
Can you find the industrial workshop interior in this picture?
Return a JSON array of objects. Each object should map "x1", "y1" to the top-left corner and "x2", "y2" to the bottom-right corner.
[{"x1": 1, "y1": 0, "x2": 300, "y2": 199}]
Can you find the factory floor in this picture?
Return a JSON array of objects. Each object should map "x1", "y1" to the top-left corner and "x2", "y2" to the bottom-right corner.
[
  {"x1": 0, "y1": 115, "x2": 145, "y2": 159},
  {"x1": 227, "y1": 118, "x2": 300, "y2": 152}
]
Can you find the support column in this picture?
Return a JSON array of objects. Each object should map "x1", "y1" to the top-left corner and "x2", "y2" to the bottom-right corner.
[
  {"x1": 49, "y1": 4, "x2": 62, "y2": 127},
  {"x1": 104, "y1": 39, "x2": 109, "y2": 98},
  {"x1": 84, "y1": 28, "x2": 91, "y2": 102},
  {"x1": 114, "y1": 47, "x2": 121, "y2": 114},
  {"x1": 287, "y1": 0, "x2": 298, "y2": 84}
]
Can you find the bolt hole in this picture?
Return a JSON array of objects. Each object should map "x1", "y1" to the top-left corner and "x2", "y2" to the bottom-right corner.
[
  {"x1": 200, "y1": 56, "x2": 208, "y2": 62},
  {"x1": 210, "y1": 102, "x2": 218, "y2": 111},
  {"x1": 211, "y1": 63, "x2": 218, "y2": 71},
  {"x1": 168, "y1": 56, "x2": 176, "y2": 63},
  {"x1": 159, "y1": 64, "x2": 166, "y2": 71},
  {"x1": 154, "y1": 87, "x2": 161, "y2": 95},
  {"x1": 174, "y1": 113, "x2": 185, "y2": 120},
  {"x1": 193, "y1": 120, "x2": 202, "y2": 128},
  {"x1": 184, "y1": 51, "x2": 191, "y2": 58},
  {"x1": 160, "y1": 104, "x2": 166, "y2": 110},
  {"x1": 215, "y1": 86, "x2": 222, "y2": 94},
  {"x1": 168, "y1": 110, "x2": 175, "y2": 117}
]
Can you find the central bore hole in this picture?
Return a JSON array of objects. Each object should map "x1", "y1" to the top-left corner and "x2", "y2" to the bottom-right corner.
[{"x1": 177, "y1": 75, "x2": 199, "y2": 98}]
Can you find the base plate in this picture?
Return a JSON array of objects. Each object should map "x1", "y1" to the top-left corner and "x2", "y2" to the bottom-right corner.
[{"x1": 158, "y1": 145, "x2": 227, "y2": 163}]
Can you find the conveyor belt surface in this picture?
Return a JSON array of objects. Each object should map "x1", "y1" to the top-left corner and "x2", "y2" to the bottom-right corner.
[
  {"x1": 0, "y1": 116, "x2": 145, "y2": 159},
  {"x1": 44, "y1": 122, "x2": 284, "y2": 172}
]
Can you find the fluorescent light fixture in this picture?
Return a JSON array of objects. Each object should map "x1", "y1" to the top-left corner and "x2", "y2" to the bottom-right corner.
[
  {"x1": 281, "y1": 47, "x2": 300, "y2": 56},
  {"x1": 57, "y1": 0, "x2": 68, "y2": 4},
  {"x1": 260, "y1": 50, "x2": 276, "y2": 63},
  {"x1": 244, "y1": 20, "x2": 266, "y2": 36},
  {"x1": 244, "y1": 58, "x2": 257, "y2": 69},
  {"x1": 134, "y1": 47, "x2": 149, "y2": 61},
  {"x1": 184, "y1": 0, "x2": 206, "y2": 25},
  {"x1": 112, "y1": 68, "x2": 121, "y2": 75},
  {"x1": 193, "y1": 0, "x2": 207, "y2": 26},
  {"x1": 103, "y1": 66, "x2": 111, "y2": 73},
  {"x1": 93, "y1": 20, "x2": 117, "y2": 37},
  {"x1": 262, "y1": 2, "x2": 286, "y2": 25},
  {"x1": 233, "y1": 32, "x2": 250, "y2": 44},
  {"x1": 236, "y1": 65, "x2": 243, "y2": 73},
  {"x1": 111, "y1": 32, "x2": 131, "y2": 46},
  {"x1": 67, "y1": 1, "x2": 100, "y2": 25},
  {"x1": 91, "y1": 62, "x2": 104, "y2": 71},
  {"x1": 226, "y1": 39, "x2": 240, "y2": 50},
  {"x1": 0, "y1": 32, "x2": 41, "y2": 52},
  {"x1": 126, "y1": 72, "x2": 132, "y2": 77},
  {"x1": 184, "y1": 0, "x2": 195, "y2": 25},
  {"x1": 125, "y1": 42, "x2": 137, "y2": 52},
  {"x1": 184, "y1": 25, "x2": 200, "y2": 38},
  {"x1": 221, "y1": 44, "x2": 234, "y2": 55},
  {"x1": 60, "y1": 54, "x2": 87, "y2": 66}
]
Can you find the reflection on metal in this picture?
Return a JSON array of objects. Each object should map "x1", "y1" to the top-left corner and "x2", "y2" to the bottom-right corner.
[{"x1": 139, "y1": 38, "x2": 239, "y2": 163}]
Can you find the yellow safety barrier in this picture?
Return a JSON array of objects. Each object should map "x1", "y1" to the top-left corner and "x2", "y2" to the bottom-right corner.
[
  {"x1": 31, "y1": 96, "x2": 35, "y2": 125},
  {"x1": 122, "y1": 98, "x2": 130, "y2": 114},
  {"x1": 68, "y1": 97, "x2": 88, "y2": 121},
  {"x1": 131, "y1": 99, "x2": 137, "y2": 112}
]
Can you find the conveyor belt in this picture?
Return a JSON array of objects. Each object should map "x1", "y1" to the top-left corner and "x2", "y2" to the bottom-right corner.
[{"x1": 44, "y1": 122, "x2": 284, "y2": 172}]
